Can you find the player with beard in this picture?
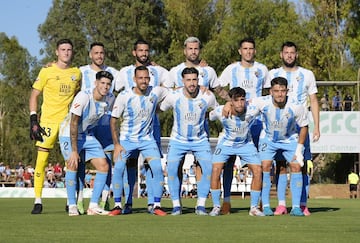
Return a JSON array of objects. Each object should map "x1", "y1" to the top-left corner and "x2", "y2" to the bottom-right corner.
[
  {"x1": 164, "y1": 36, "x2": 220, "y2": 90},
  {"x1": 113, "y1": 40, "x2": 169, "y2": 214},
  {"x1": 264, "y1": 41, "x2": 320, "y2": 216}
]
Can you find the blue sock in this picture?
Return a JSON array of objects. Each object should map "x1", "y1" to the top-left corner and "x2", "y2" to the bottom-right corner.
[
  {"x1": 300, "y1": 174, "x2": 309, "y2": 205},
  {"x1": 125, "y1": 166, "x2": 136, "y2": 205},
  {"x1": 65, "y1": 170, "x2": 77, "y2": 205},
  {"x1": 277, "y1": 174, "x2": 287, "y2": 204},
  {"x1": 112, "y1": 161, "x2": 126, "y2": 202},
  {"x1": 250, "y1": 190, "x2": 261, "y2": 208},
  {"x1": 262, "y1": 172, "x2": 271, "y2": 207},
  {"x1": 146, "y1": 168, "x2": 154, "y2": 205},
  {"x1": 90, "y1": 171, "x2": 107, "y2": 204},
  {"x1": 290, "y1": 172, "x2": 302, "y2": 208},
  {"x1": 196, "y1": 159, "x2": 211, "y2": 199},
  {"x1": 210, "y1": 189, "x2": 221, "y2": 207},
  {"x1": 149, "y1": 159, "x2": 164, "y2": 200},
  {"x1": 167, "y1": 160, "x2": 181, "y2": 201},
  {"x1": 222, "y1": 162, "x2": 233, "y2": 199}
]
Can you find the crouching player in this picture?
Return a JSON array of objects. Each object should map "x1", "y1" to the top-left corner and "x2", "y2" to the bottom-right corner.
[
  {"x1": 59, "y1": 70, "x2": 114, "y2": 216},
  {"x1": 209, "y1": 87, "x2": 264, "y2": 216}
]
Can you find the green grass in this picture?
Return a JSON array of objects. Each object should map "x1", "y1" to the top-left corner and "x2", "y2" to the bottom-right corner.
[{"x1": 0, "y1": 198, "x2": 359, "y2": 243}]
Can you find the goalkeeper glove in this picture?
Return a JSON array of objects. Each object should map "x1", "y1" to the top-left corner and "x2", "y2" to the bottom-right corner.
[{"x1": 30, "y1": 114, "x2": 46, "y2": 142}]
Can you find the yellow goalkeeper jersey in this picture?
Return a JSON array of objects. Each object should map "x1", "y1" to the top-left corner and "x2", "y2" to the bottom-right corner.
[{"x1": 32, "y1": 64, "x2": 81, "y2": 123}]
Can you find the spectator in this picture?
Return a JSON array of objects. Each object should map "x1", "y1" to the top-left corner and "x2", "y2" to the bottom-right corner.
[
  {"x1": 347, "y1": 169, "x2": 359, "y2": 199},
  {"x1": 15, "y1": 177, "x2": 25, "y2": 187},
  {"x1": 23, "y1": 166, "x2": 33, "y2": 188},
  {"x1": 320, "y1": 94, "x2": 330, "y2": 111},
  {"x1": 15, "y1": 162, "x2": 25, "y2": 179},
  {"x1": 182, "y1": 169, "x2": 190, "y2": 185},
  {"x1": 189, "y1": 184, "x2": 198, "y2": 198},
  {"x1": 45, "y1": 163, "x2": 55, "y2": 183},
  {"x1": 332, "y1": 91, "x2": 342, "y2": 111},
  {"x1": 181, "y1": 186, "x2": 188, "y2": 198},
  {"x1": 0, "y1": 162, "x2": 5, "y2": 181},
  {"x1": 4, "y1": 165, "x2": 12, "y2": 182},
  {"x1": 343, "y1": 93, "x2": 353, "y2": 111},
  {"x1": 84, "y1": 170, "x2": 92, "y2": 188},
  {"x1": 53, "y1": 162, "x2": 63, "y2": 180}
]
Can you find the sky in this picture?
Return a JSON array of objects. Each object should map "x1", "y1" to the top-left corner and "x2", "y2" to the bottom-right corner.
[{"x1": 0, "y1": 0, "x2": 53, "y2": 58}]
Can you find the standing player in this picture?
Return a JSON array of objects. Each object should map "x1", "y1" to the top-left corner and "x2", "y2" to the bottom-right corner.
[
  {"x1": 76, "y1": 42, "x2": 119, "y2": 213},
  {"x1": 253, "y1": 77, "x2": 309, "y2": 216},
  {"x1": 266, "y1": 41, "x2": 320, "y2": 216},
  {"x1": 109, "y1": 65, "x2": 168, "y2": 216},
  {"x1": 114, "y1": 39, "x2": 169, "y2": 214},
  {"x1": 218, "y1": 37, "x2": 269, "y2": 214},
  {"x1": 164, "y1": 36, "x2": 220, "y2": 91},
  {"x1": 208, "y1": 87, "x2": 264, "y2": 216},
  {"x1": 60, "y1": 70, "x2": 114, "y2": 216},
  {"x1": 29, "y1": 39, "x2": 81, "y2": 214},
  {"x1": 160, "y1": 67, "x2": 218, "y2": 216}
]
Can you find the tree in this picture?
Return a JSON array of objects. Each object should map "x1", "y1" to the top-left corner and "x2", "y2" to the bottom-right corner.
[
  {"x1": 0, "y1": 33, "x2": 36, "y2": 165},
  {"x1": 38, "y1": 0, "x2": 169, "y2": 68}
]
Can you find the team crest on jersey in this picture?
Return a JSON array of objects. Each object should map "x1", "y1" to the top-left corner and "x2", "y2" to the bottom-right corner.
[
  {"x1": 198, "y1": 103, "x2": 204, "y2": 109},
  {"x1": 255, "y1": 71, "x2": 259, "y2": 77},
  {"x1": 296, "y1": 76, "x2": 301, "y2": 81},
  {"x1": 149, "y1": 97, "x2": 155, "y2": 103},
  {"x1": 200, "y1": 71, "x2": 205, "y2": 77},
  {"x1": 71, "y1": 75, "x2": 77, "y2": 81}
]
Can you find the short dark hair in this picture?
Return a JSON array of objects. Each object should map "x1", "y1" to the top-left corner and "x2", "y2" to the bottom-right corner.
[
  {"x1": 181, "y1": 67, "x2": 199, "y2": 77},
  {"x1": 90, "y1": 42, "x2": 105, "y2": 50},
  {"x1": 134, "y1": 39, "x2": 150, "y2": 50},
  {"x1": 134, "y1": 65, "x2": 149, "y2": 75},
  {"x1": 271, "y1": 77, "x2": 288, "y2": 88},
  {"x1": 56, "y1": 39, "x2": 73, "y2": 48},
  {"x1": 96, "y1": 70, "x2": 113, "y2": 81},
  {"x1": 239, "y1": 37, "x2": 255, "y2": 49},
  {"x1": 281, "y1": 41, "x2": 297, "y2": 51},
  {"x1": 229, "y1": 87, "x2": 246, "y2": 99}
]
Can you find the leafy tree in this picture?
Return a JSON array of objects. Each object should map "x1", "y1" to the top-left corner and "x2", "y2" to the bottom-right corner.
[
  {"x1": 0, "y1": 33, "x2": 36, "y2": 165},
  {"x1": 38, "y1": 0, "x2": 169, "y2": 68}
]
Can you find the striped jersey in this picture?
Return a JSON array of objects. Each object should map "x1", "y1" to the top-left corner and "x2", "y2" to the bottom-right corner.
[
  {"x1": 219, "y1": 61, "x2": 268, "y2": 100},
  {"x1": 164, "y1": 63, "x2": 220, "y2": 89},
  {"x1": 209, "y1": 105, "x2": 255, "y2": 147},
  {"x1": 160, "y1": 88, "x2": 218, "y2": 143},
  {"x1": 111, "y1": 86, "x2": 168, "y2": 142},
  {"x1": 59, "y1": 89, "x2": 113, "y2": 137},
  {"x1": 79, "y1": 64, "x2": 119, "y2": 93},
  {"x1": 114, "y1": 64, "x2": 169, "y2": 91},
  {"x1": 248, "y1": 95, "x2": 308, "y2": 143},
  {"x1": 265, "y1": 66, "x2": 318, "y2": 107}
]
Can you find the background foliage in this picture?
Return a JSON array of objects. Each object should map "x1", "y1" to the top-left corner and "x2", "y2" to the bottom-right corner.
[{"x1": 0, "y1": 0, "x2": 359, "y2": 183}]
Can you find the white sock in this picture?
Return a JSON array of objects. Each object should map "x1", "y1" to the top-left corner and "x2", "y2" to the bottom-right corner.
[
  {"x1": 102, "y1": 190, "x2": 109, "y2": 202},
  {"x1": 35, "y1": 198, "x2": 42, "y2": 204},
  {"x1": 172, "y1": 199, "x2": 181, "y2": 207},
  {"x1": 197, "y1": 197, "x2": 206, "y2": 207}
]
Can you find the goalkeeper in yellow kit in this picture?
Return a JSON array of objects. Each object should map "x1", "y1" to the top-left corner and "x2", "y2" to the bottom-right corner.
[{"x1": 29, "y1": 39, "x2": 81, "y2": 214}]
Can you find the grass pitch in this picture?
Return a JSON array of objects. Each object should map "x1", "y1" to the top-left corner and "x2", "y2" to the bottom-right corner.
[{"x1": 0, "y1": 198, "x2": 359, "y2": 243}]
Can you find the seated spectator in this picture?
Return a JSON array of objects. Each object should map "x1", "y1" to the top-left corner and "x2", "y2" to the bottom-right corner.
[
  {"x1": 4, "y1": 165, "x2": 12, "y2": 182},
  {"x1": 23, "y1": 166, "x2": 33, "y2": 188},
  {"x1": 189, "y1": 184, "x2": 198, "y2": 198},
  {"x1": 56, "y1": 180, "x2": 65, "y2": 188},
  {"x1": 0, "y1": 162, "x2": 5, "y2": 181},
  {"x1": 46, "y1": 163, "x2": 55, "y2": 183},
  {"x1": 162, "y1": 186, "x2": 170, "y2": 198},
  {"x1": 15, "y1": 177, "x2": 25, "y2": 187},
  {"x1": 182, "y1": 169, "x2": 190, "y2": 185},
  {"x1": 53, "y1": 162, "x2": 63, "y2": 179}
]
